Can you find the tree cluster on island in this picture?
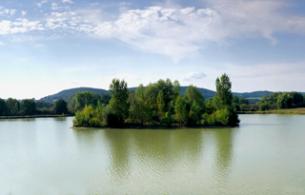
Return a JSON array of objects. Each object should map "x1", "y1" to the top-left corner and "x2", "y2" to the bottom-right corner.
[{"x1": 73, "y1": 74, "x2": 240, "y2": 128}]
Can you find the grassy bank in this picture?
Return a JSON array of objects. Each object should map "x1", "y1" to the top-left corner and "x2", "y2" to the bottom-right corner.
[
  {"x1": 239, "y1": 107, "x2": 305, "y2": 115},
  {"x1": 0, "y1": 114, "x2": 73, "y2": 120}
]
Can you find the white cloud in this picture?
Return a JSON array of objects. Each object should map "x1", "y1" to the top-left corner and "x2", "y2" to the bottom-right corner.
[
  {"x1": 45, "y1": 11, "x2": 92, "y2": 32},
  {"x1": 205, "y1": 0, "x2": 305, "y2": 40},
  {"x1": 0, "y1": 7, "x2": 17, "y2": 16},
  {"x1": 46, "y1": 11, "x2": 74, "y2": 29},
  {"x1": 66, "y1": 1, "x2": 305, "y2": 60},
  {"x1": 21, "y1": 11, "x2": 27, "y2": 16},
  {"x1": 87, "y1": 6, "x2": 223, "y2": 61},
  {"x1": 0, "y1": 19, "x2": 43, "y2": 35},
  {"x1": 62, "y1": 0, "x2": 74, "y2": 4},
  {"x1": 51, "y1": 3, "x2": 60, "y2": 10},
  {"x1": 2, "y1": 0, "x2": 305, "y2": 61},
  {"x1": 37, "y1": 0, "x2": 48, "y2": 7},
  {"x1": 184, "y1": 72, "x2": 207, "y2": 82}
]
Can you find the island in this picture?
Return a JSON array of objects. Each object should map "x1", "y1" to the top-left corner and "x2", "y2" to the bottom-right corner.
[{"x1": 73, "y1": 74, "x2": 240, "y2": 128}]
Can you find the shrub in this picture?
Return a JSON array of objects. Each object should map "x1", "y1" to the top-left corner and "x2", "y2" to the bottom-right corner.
[
  {"x1": 73, "y1": 105, "x2": 105, "y2": 127},
  {"x1": 205, "y1": 107, "x2": 239, "y2": 127}
]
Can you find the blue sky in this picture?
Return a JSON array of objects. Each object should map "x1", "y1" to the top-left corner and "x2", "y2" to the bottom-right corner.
[{"x1": 1, "y1": 0, "x2": 305, "y2": 99}]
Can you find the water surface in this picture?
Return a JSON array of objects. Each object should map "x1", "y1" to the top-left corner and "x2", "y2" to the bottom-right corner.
[{"x1": 0, "y1": 115, "x2": 305, "y2": 195}]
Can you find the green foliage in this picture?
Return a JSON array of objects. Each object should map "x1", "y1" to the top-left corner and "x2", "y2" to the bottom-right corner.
[
  {"x1": 73, "y1": 74, "x2": 240, "y2": 128},
  {"x1": 0, "y1": 98, "x2": 42, "y2": 116},
  {"x1": 0, "y1": 98, "x2": 8, "y2": 115},
  {"x1": 174, "y1": 96, "x2": 189, "y2": 126},
  {"x1": 204, "y1": 97, "x2": 218, "y2": 114},
  {"x1": 36, "y1": 101, "x2": 53, "y2": 114},
  {"x1": 154, "y1": 79, "x2": 179, "y2": 123},
  {"x1": 185, "y1": 86, "x2": 205, "y2": 126},
  {"x1": 0, "y1": 98, "x2": 71, "y2": 117},
  {"x1": 216, "y1": 74, "x2": 233, "y2": 107},
  {"x1": 209, "y1": 74, "x2": 240, "y2": 126},
  {"x1": 128, "y1": 85, "x2": 151, "y2": 125},
  {"x1": 105, "y1": 79, "x2": 129, "y2": 127},
  {"x1": 131, "y1": 79, "x2": 180, "y2": 126},
  {"x1": 203, "y1": 107, "x2": 238, "y2": 126},
  {"x1": 189, "y1": 101, "x2": 203, "y2": 125},
  {"x1": 231, "y1": 96, "x2": 261, "y2": 112},
  {"x1": 185, "y1": 86, "x2": 204, "y2": 104},
  {"x1": 54, "y1": 99, "x2": 68, "y2": 114},
  {"x1": 73, "y1": 105, "x2": 105, "y2": 127},
  {"x1": 69, "y1": 92, "x2": 102, "y2": 113},
  {"x1": 20, "y1": 99, "x2": 36, "y2": 115},
  {"x1": 206, "y1": 108, "x2": 230, "y2": 126},
  {"x1": 276, "y1": 92, "x2": 304, "y2": 109},
  {"x1": 5, "y1": 98, "x2": 20, "y2": 116},
  {"x1": 257, "y1": 92, "x2": 305, "y2": 111}
]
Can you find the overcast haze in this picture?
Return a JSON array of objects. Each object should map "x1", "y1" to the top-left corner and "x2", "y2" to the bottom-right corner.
[{"x1": 1, "y1": 0, "x2": 305, "y2": 99}]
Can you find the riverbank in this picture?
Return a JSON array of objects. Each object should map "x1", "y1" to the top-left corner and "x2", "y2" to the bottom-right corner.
[
  {"x1": 239, "y1": 107, "x2": 305, "y2": 115},
  {"x1": 0, "y1": 114, "x2": 73, "y2": 120}
]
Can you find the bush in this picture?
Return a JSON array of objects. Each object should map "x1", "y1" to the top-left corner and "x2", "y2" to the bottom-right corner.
[
  {"x1": 73, "y1": 105, "x2": 105, "y2": 127},
  {"x1": 204, "y1": 107, "x2": 239, "y2": 127}
]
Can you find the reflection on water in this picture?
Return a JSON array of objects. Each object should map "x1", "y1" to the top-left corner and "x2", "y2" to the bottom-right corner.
[
  {"x1": 73, "y1": 128, "x2": 236, "y2": 179},
  {"x1": 1, "y1": 115, "x2": 305, "y2": 195},
  {"x1": 53, "y1": 116, "x2": 69, "y2": 122},
  {"x1": 214, "y1": 128, "x2": 234, "y2": 174}
]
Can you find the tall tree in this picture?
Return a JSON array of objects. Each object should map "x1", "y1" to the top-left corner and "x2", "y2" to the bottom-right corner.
[
  {"x1": 20, "y1": 99, "x2": 36, "y2": 115},
  {"x1": 215, "y1": 74, "x2": 239, "y2": 126},
  {"x1": 6, "y1": 98, "x2": 20, "y2": 116},
  {"x1": 216, "y1": 74, "x2": 233, "y2": 107},
  {"x1": 128, "y1": 85, "x2": 151, "y2": 125},
  {"x1": 0, "y1": 98, "x2": 8, "y2": 116},
  {"x1": 69, "y1": 92, "x2": 101, "y2": 113},
  {"x1": 185, "y1": 86, "x2": 205, "y2": 125},
  {"x1": 157, "y1": 91, "x2": 166, "y2": 119},
  {"x1": 54, "y1": 99, "x2": 68, "y2": 114},
  {"x1": 174, "y1": 96, "x2": 189, "y2": 126},
  {"x1": 106, "y1": 79, "x2": 129, "y2": 127}
]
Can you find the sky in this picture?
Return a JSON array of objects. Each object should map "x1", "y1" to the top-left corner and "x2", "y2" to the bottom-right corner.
[{"x1": 1, "y1": 0, "x2": 305, "y2": 99}]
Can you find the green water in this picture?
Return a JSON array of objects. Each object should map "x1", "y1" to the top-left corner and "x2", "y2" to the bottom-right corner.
[{"x1": 0, "y1": 115, "x2": 305, "y2": 195}]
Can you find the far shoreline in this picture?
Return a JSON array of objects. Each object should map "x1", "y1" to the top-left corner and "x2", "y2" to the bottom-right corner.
[
  {"x1": 0, "y1": 114, "x2": 74, "y2": 120},
  {"x1": 238, "y1": 107, "x2": 305, "y2": 115},
  {"x1": 2, "y1": 108, "x2": 305, "y2": 121}
]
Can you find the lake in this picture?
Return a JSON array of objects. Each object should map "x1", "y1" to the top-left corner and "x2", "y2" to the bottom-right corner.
[{"x1": 0, "y1": 115, "x2": 305, "y2": 195}]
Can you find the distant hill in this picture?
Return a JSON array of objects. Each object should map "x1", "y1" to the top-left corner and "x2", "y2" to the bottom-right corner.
[
  {"x1": 40, "y1": 86, "x2": 274, "y2": 104},
  {"x1": 182, "y1": 88, "x2": 273, "y2": 101},
  {"x1": 233, "y1": 91, "x2": 273, "y2": 99},
  {"x1": 180, "y1": 86, "x2": 216, "y2": 98},
  {"x1": 40, "y1": 87, "x2": 109, "y2": 103}
]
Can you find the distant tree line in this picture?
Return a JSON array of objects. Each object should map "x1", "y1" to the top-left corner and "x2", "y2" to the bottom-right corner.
[
  {"x1": 0, "y1": 90, "x2": 111, "y2": 117},
  {"x1": 0, "y1": 98, "x2": 70, "y2": 117},
  {"x1": 258, "y1": 92, "x2": 305, "y2": 110},
  {"x1": 73, "y1": 74, "x2": 240, "y2": 128},
  {"x1": 234, "y1": 92, "x2": 305, "y2": 112}
]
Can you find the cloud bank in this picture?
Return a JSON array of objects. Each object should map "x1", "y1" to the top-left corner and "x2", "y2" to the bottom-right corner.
[{"x1": 0, "y1": 0, "x2": 305, "y2": 60}]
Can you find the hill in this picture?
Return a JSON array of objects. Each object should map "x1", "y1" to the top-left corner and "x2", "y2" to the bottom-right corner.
[
  {"x1": 40, "y1": 87, "x2": 274, "y2": 103},
  {"x1": 233, "y1": 91, "x2": 273, "y2": 99},
  {"x1": 40, "y1": 87, "x2": 109, "y2": 103},
  {"x1": 180, "y1": 86, "x2": 216, "y2": 98}
]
